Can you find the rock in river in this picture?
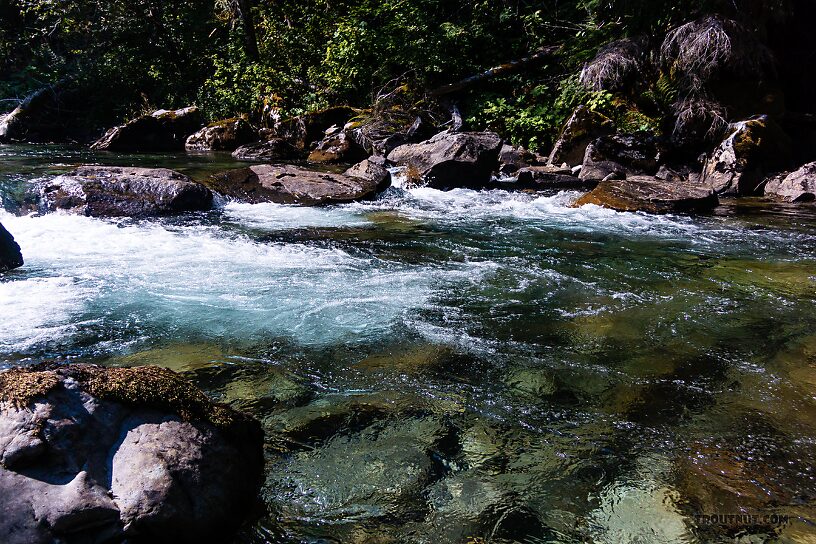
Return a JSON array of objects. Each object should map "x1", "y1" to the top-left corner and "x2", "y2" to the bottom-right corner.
[
  {"x1": 91, "y1": 106, "x2": 204, "y2": 152},
  {"x1": 574, "y1": 176, "x2": 719, "y2": 214},
  {"x1": 764, "y1": 162, "x2": 816, "y2": 202},
  {"x1": 185, "y1": 117, "x2": 257, "y2": 151},
  {"x1": 0, "y1": 222, "x2": 23, "y2": 272},
  {"x1": 387, "y1": 131, "x2": 503, "y2": 189},
  {"x1": 0, "y1": 364, "x2": 263, "y2": 544},
  {"x1": 41, "y1": 166, "x2": 213, "y2": 217},
  {"x1": 207, "y1": 164, "x2": 381, "y2": 205},
  {"x1": 232, "y1": 138, "x2": 300, "y2": 161}
]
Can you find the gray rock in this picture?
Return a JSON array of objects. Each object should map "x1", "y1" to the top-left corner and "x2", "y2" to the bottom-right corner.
[
  {"x1": 0, "y1": 364, "x2": 263, "y2": 544},
  {"x1": 701, "y1": 116, "x2": 792, "y2": 196},
  {"x1": 40, "y1": 166, "x2": 213, "y2": 217},
  {"x1": 579, "y1": 133, "x2": 661, "y2": 182},
  {"x1": 574, "y1": 176, "x2": 719, "y2": 214},
  {"x1": 344, "y1": 155, "x2": 391, "y2": 189},
  {"x1": 307, "y1": 130, "x2": 367, "y2": 164},
  {"x1": 498, "y1": 144, "x2": 533, "y2": 175},
  {"x1": 185, "y1": 117, "x2": 257, "y2": 151},
  {"x1": 0, "y1": 223, "x2": 23, "y2": 272},
  {"x1": 207, "y1": 164, "x2": 381, "y2": 205},
  {"x1": 548, "y1": 106, "x2": 615, "y2": 167},
  {"x1": 515, "y1": 166, "x2": 595, "y2": 191},
  {"x1": 387, "y1": 131, "x2": 503, "y2": 189},
  {"x1": 91, "y1": 107, "x2": 204, "y2": 152},
  {"x1": 232, "y1": 138, "x2": 300, "y2": 161},
  {"x1": 764, "y1": 162, "x2": 816, "y2": 202}
]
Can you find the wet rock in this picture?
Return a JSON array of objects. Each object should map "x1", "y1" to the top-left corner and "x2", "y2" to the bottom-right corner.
[
  {"x1": 579, "y1": 133, "x2": 661, "y2": 182},
  {"x1": 764, "y1": 162, "x2": 816, "y2": 202},
  {"x1": 701, "y1": 116, "x2": 792, "y2": 196},
  {"x1": 574, "y1": 176, "x2": 718, "y2": 214},
  {"x1": 344, "y1": 156, "x2": 391, "y2": 189},
  {"x1": 504, "y1": 368, "x2": 558, "y2": 399},
  {"x1": 91, "y1": 106, "x2": 204, "y2": 152},
  {"x1": 354, "y1": 343, "x2": 456, "y2": 376},
  {"x1": 41, "y1": 166, "x2": 213, "y2": 217},
  {"x1": 206, "y1": 164, "x2": 380, "y2": 205},
  {"x1": 184, "y1": 117, "x2": 257, "y2": 151},
  {"x1": 515, "y1": 166, "x2": 596, "y2": 191},
  {"x1": 0, "y1": 222, "x2": 23, "y2": 272},
  {"x1": 232, "y1": 138, "x2": 300, "y2": 161},
  {"x1": 308, "y1": 129, "x2": 368, "y2": 164},
  {"x1": 0, "y1": 364, "x2": 263, "y2": 544},
  {"x1": 387, "y1": 131, "x2": 503, "y2": 189},
  {"x1": 549, "y1": 106, "x2": 615, "y2": 167}
]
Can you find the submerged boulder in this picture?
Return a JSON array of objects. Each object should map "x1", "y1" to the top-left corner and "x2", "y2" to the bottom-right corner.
[
  {"x1": 701, "y1": 116, "x2": 792, "y2": 196},
  {"x1": 207, "y1": 164, "x2": 381, "y2": 205},
  {"x1": 232, "y1": 138, "x2": 300, "y2": 161},
  {"x1": 308, "y1": 129, "x2": 368, "y2": 164},
  {"x1": 91, "y1": 106, "x2": 204, "y2": 152},
  {"x1": 548, "y1": 106, "x2": 615, "y2": 167},
  {"x1": 0, "y1": 364, "x2": 263, "y2": 544},
  {"x1": 574, "y1": 176, "x2": 718, "y2": 214},
  {"x1": 579, "y1": 133, "x2": 661, "y2": 182},
  {"x1": 765, "y1": 162, "x2": 816, "y2": 202},
  {"x1": 185, "y1": 117, "x2": 257, "y2": 151},
  {"x1": 387, "y1": 131, "x2": 503, "y2": 189},
  {"x1": 0, "y1": 223, "x2": 23, "y2": 272},
  {"x1": 41, "y1": 166, "x2": 213, "y2": 217}
]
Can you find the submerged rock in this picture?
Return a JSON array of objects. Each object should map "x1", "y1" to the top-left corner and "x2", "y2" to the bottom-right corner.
[
  {"x1": 764, "y1": 162, "x2": 816, "y2": 202},
  {"x1": 0, "y1": 222, "x2": 23, "y2": 272},
  {"x1": 207, "y1": 164, "x2": 381, "y2": 205},
  {"x1": 574, "y1": 176, "x2": 718, "y2": 214},
  {"x1": 185, "y1": 117, "x2": 257, "y2": 151},
  {"x1": 549, "y1": 106, "x2": 615, "y2": 167},
  {"x1": 0, "y1": 364, "x2": 263, "y2": 544},
  {"x1": 232, "y1": 138, "x2": 300, "y2": 161},
  {"x1": 387, "y1": 131, "x2": 503, "y2": 189},
  {"x1": 91, "y1": 106, "x2": 204, "y2": 152},
  {"x1": 701, "y1": 116, "x2": 792, "y2": 196},
  {"x1": 579, "y1": 133, "x2": 661, "y2": 182},
  {"x1": 41, "y1": 166, "x2": 213, "y2": 217}
]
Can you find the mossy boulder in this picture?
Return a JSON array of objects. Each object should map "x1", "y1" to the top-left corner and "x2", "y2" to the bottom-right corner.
[
  {"x1": 548, "y1": 106, "x2": 615, "y2": 167},
  {"x1": 0, "y1": 222, "x2": 23, "y2": 272},
  {"x1": 0, "y1": 364, "x2": 263, "y2": 544},
  {"x1": 91, "y1": 106, "x2": 204, "y2": 152}
]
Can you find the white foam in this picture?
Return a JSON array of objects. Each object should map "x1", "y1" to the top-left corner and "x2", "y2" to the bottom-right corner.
[{"x1": 224, "y1": 201, "x2": 371, "y2": 230}]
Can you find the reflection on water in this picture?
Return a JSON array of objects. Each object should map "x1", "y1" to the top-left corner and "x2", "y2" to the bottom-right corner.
[{"x1": 1, "y1": 145, "x2": 816, "y2": 542}]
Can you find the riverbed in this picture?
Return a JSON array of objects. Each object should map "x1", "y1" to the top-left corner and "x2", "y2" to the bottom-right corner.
[{"x1": 2, "y1": 145, "x2": 815, "y2": 543}]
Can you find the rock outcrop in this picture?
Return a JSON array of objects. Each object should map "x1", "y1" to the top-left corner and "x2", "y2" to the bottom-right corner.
[
  {"x1": 0, "y1": 364, "x2": 263, "y2": 544},
  {"x1": 387, "y1": 131, "x2": 503, "y2": 189},
  {"x1": 700, "y1": 116, "x2": 792, "y2": 196},
  {"x1": 548, "y1": 106, "x2": 615, "y2": 167},
  {"x1": 0, "y1": 223, "x2": 23, "y2": 272},
  {"x1": 41, "y1": 166, "x2": 213, "y2": 217},
  {"x1": 207, "y1": 164, "x2": 381, "y2": 205},
  {"x1": 579, "y1": 133, "x2": 661, "y2": 182},
  {"x1": 764, "y1": 162, "x2": 816, "y2": 202},
  {"x1": 232, "y1": 139, "x2": 300, "y2": 161},
  {"x1": 91, "y1": 107, "x2": 204, "y2": 152},
  {"x1": 574, "y1": 176, "x2": 719, "y2": 214},
  {"x1": 185, "y1": 117, "x2": 257, "y2": 151}
]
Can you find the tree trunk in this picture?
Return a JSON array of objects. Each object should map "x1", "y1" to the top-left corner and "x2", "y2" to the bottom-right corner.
[{"x1": 236, "y1": 0, "x2": 259, "y2": 61}]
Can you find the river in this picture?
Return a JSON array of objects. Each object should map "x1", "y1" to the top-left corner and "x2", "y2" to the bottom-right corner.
[{"x1": 1, "y1": 145, "x2": 815, "y2": 543}]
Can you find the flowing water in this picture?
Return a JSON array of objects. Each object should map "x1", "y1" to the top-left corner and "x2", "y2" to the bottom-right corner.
[{"x1": 2, "y1": 145, "x2": 816, "y2": 543}]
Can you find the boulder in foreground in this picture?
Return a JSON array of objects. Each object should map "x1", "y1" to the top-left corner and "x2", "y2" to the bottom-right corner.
[
  {"x1": 0, "y1": 364, "x2": 263, "y2": 544},
  {"x1": 387, "y1": 131, "x2": 503, "y2": 189},
  {"x1": 574, "y1": 176, "x2": 719, "y2": 214},
  {"x1": 41, "y1": 166, "x2": 213, "y2": 217},
  {"x1": 764, "y1": 162, "x2": 816, "y2": 202},
  {"x1": 207, "y1": 164, "x2": 381, "y2": 205},
  {"x1": 91, "y1": 107, "x2": 204, "y2": 152},
  {"x1": 0, "y1": 223, "x2": 23, "y2": 272}
]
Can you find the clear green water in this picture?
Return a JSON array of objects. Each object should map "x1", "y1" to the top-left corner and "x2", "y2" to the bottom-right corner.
[{"x1": 2, "y1": 145, "x2": 816, "y2": 543}]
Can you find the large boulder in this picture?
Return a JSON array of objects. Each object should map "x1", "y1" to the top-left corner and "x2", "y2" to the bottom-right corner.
[
  {"x1": 308, "y1": 128, "x2": 367, "y2": 164},
  {"x1": 207, "y1": 164, "x2": 381, "y2": 205},
  {"x1": 0, "y1": 223, "x2": 23, "y2": 272},
  {"x1": 344, "y1": 156, "x2": 392, "y2": 189},
  {"x1": 91, "y1": 107, "x2": 204, "y2": 152},
  {"x1": 185, "y1": 117, "x2": 257, "y2": 151},
  {"x1": 548, "y1": 106, "x2": 615, "y2": 167},
  {"x1": 232, "y1": 138, "x2": 300, "y2": 161},
  {"x1": 700, "y1": 116, "x2": 792, "y2": 196},
  {"x1": 764, "y1": 162, "x2": 816, "y2": 202},
  {"x1": 574, "y1": 176, "x2": 719, "y2": 214},
  {"x1": 579, "y1": 133, "x2": 661, "y2": 182},
  {"x1": 40, "y1": 166, "x2": 213, "y2": 218},
  {"x1": 0, "y1": 364, "x2": 263, "y2": 544},
  {"x1": 387, "y1": 131, "x2": 503, "y2": 189}
]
